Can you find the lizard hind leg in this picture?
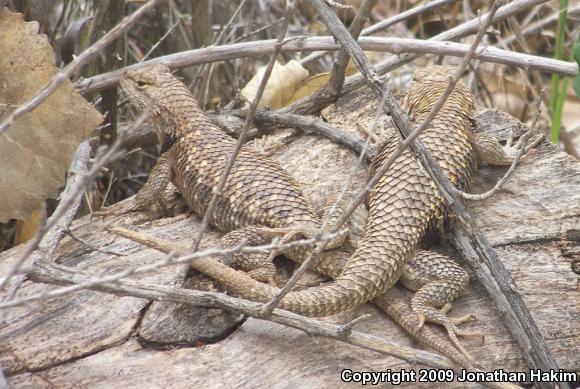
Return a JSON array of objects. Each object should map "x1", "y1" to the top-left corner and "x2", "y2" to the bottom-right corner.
[
  {"x1": 401, "y1": 250, "x2": 483, "y2": 358},
  {"x1": 221, "y1": 226, "x2": 291, "y2": 285}
]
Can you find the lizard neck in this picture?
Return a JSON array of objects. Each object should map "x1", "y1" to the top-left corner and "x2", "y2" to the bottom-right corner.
[
  {"x1": 151, "y1": 81, "x2": 213, "y2": 139},
  {"x1": 405, "y1": 80, "x2": 475, "y2": 135}
]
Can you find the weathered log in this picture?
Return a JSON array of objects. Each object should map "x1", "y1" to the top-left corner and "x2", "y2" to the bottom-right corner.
[{"x1": 2, "y1": 89, "x2": 578, "y2": 387}]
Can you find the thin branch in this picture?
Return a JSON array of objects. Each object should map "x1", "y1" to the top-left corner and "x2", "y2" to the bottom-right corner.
[
  {"x1": 336, "y1": 313, "x2": 371, "y2": 338},
  {"x1": 231, "y1": 17, "x2": 285, "y2": 44},
  {"x1": 300, "y1": 0, "x2": 452, "y2": 66},
  {"x1": 250, "y1": 109, "x2": 374, "y2": 161},
  {"x1": 342, "y1": 0, "x2": 554, "y2": 96},
  {"x1": 502, "y1": 4, "x2": 580, "y2": 47},
  {"x1": 65, "y1": 229, "x2": 125, "y2": 257},
  {"x1": 74, "y1": 37, "x2": 577, "y2": 95},
  {"x1": 323, "y1": 0, "x2": 377, "y2": 98},
  {"x1": 0, "y1": 0, "x2": 162, "y2": 136},
  {"x1": 323, "y1": 0, "x2": 353, "y2": 9},
  {"x1": 0, "y1": 229, "x2": 343, "y2": 311},
  {"x1": 24, "y1": 261, "x2": 460, "y2": 371},
  {"x1": 363, "y1": 0, "x2": 455, "y2": 36},
  {"x1": 142, "y1": 20, "x2": 180, "y2": 62}
]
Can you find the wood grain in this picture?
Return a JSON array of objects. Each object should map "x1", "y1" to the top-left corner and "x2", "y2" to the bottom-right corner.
[{"x1": 2, "y1": 91, "x2": 578, "y2": 387}]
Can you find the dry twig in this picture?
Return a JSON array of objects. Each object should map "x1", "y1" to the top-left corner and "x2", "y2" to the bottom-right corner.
[
  {"x1": 343, "y1": 0, "x2": 554, "y2": 96},
  {"x1": 25, "y1": 260, "x2": 460, "y2": 371},
  {"x1": 0, "y1": 231, "x2": 343, "y2": 311},
  {"x1": 74, "y1": 39, "x2": 577, "y2": 95},
  {"x1": 300, "y1": 0, "x2": 456, "y2": 66}
]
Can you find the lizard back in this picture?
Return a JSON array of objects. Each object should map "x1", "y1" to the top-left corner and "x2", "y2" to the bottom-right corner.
[
  {"x1": 121, "y1": 63, "x2": 318, "y2": 232},
  {"x1": 169, "y1": 128, "x2": 317, "y2": 232},
  {"x1": 184, "y1": 66, "x2": 478, "y2": 316}
]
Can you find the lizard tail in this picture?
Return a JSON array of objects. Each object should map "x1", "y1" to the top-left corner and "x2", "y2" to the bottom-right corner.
[
  {"x1": 111, "y1": 226, "x2": 403, "y2": 316},
  {"x1": 111, "y1": 152, "x2": 437, "y2": 317}
]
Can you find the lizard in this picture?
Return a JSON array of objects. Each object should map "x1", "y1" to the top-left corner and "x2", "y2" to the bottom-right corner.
[{"x1": 105, "y1": 63, "x2": 537, "y2": 366}]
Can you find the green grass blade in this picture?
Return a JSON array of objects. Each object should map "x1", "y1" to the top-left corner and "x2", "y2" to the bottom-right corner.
[{"x1": 550, "y1": 0, "x2": 569, "y2": 143}]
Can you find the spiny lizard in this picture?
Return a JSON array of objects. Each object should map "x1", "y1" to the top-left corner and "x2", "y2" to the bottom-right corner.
[{"x1": 106, "y1": 64, "x2": 537, "y2": 366}]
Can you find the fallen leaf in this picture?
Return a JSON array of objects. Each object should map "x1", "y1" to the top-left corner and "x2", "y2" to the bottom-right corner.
[
  {"x1": 287, "y1": 72, "x2": 332, "y2": 105},
  {"x1": 240, "y1": 60, "x2": 309, "y2": 109},
  {"x1": 287, "y1": 59, "x2": 360, "y2": 105},
  {"x1": 0, "y1": 9, "x2": 103, "y2": 222}
]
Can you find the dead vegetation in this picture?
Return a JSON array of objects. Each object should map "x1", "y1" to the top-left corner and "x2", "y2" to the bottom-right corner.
[{"x1": 0, "y1": 1, "x2": 578, "y2": 388}]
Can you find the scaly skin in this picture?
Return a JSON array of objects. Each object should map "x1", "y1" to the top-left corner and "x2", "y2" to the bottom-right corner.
[
  {"x1": 111, "y1": 67, "x2": 476, "y2": 312},
  {"x1": 107, "y1": 63, "x2": 490, "y2": 366},
  {"x1": 173, "y1": 66, "x2": 478, "y2": 317},
  {"x1": 112, "y1": 226, "x2": 475, "y2": 369}
]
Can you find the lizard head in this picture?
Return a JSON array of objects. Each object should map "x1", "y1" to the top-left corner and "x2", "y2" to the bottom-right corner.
[
  {"x1": 412, "y1": 65, "x2": 455, "y2": 83},
  {"x1": 120, "y1": 63, "x2": 205, "y2": 137},
  {"x1": 120, "y1": 63, "x2": 178, "y2": 114},
  {"x1": 405, "y1": 65, "x2": 475, "y2": 124}
]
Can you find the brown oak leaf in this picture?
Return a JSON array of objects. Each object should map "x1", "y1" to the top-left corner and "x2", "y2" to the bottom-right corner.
[{"x1": 0, "y1": 9, "x2": 102, "y2": 222}]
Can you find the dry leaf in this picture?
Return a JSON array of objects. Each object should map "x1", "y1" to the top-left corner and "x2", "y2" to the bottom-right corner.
[
  {"x1": 287, "y1": 73, "x2": 332, "y2": 105},
  {"x1": 240, "y1": 60, "x2": 309, "y2": 109},
  {"x1": 287, "y1": 59, "x2": 360, "y2": 105},
  {"x1": 0, "y1": 9, "x2": 102, "y2": 222}
]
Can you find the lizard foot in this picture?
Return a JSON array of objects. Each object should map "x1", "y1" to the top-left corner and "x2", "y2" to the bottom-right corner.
[
  {"x1": 441, "y1": 303, "x2": 477, "y2": 325},
  {"x1": 503, "y1": 129, "x2": 544, "y2": 162},
  {"x1": 413, "y1": 306, "x2": 484, "y2": 359},
  {"x1": 221, "y1": 226, "x2": 289, "y2": 283}
]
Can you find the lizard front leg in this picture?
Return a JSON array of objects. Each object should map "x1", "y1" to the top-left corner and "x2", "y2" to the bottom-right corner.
[
  {"x1": 221, "y1": 221, "x2": 349, "y2": 285},
  {"x1": 471, "y1": 129, "x2": 543, "y2": 166},
  {"x1": 94, "y1": 151, "x2": 180, "y2": 217}
]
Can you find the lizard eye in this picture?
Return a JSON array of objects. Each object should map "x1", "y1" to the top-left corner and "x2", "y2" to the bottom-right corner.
[{"x1": 136, "y1": 80, "x2": 147, "y2": 88}]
